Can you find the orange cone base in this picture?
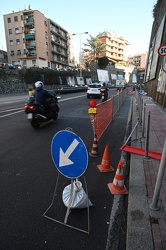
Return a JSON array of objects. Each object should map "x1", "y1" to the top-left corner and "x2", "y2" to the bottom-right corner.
[
  {"x1": 107, "y1": 183, "x2": 128, "y2": 195},
  {"x1": 97, "y1": 164, "x2": 115, "y2": 172}
]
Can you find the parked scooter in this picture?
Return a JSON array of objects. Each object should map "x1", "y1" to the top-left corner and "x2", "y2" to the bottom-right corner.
[{"x1": 24, "y1": 91, "x2": 60, "y2": 129}]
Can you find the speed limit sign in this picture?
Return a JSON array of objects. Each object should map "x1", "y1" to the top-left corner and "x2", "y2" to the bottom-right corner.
[{"x1": 158, "y1": 44, "x2": 166, "y2": 56}]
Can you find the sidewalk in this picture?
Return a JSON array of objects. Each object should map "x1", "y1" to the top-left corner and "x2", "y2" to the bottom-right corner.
[{"x1": 126, "y1": 93, "x2": 166, "y2": 250}]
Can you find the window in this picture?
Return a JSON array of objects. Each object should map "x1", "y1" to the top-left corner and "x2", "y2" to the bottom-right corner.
[
  {"x1": 32, "y1": 60, "x2": 36, "y2": 65},
  {"x1": 10, "y1": 50, "x2": 14, "y2": 56},
  {"x1": 21, "y1": 15, "x2": 23, "y2": 20},
  {"x1": 16, "y1": 39, "x2": 20, "y2": 45},
  {"x1": 9, "y1": 29, "x2": 12, "y2": 35},
  {"x1": 7, "y1": 17, "x2": 11, "y2": 23},
  {"x1": 23, "y1": 60, "x2": 26, "y2": 66},
  {"x1": 10, "y1": 40, "x2": 13, "y2": 46},
  {"x1": 15, "y1": 28, "x2": 19, "y2": 34},
  {"x1": 17, "y1": 50, "x2": 21, "y2": 55},
  {"x1": 14, "y1": 16, "x2": 18, "y2": 22}
]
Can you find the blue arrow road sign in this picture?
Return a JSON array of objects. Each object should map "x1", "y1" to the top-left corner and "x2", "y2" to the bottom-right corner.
[{"x1": 51, "y1": 130, "x2": 88, "y2": 179}]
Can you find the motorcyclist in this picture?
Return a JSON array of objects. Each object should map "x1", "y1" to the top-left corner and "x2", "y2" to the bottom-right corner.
[
  {"x1": 101, "y1": 82, "x2": 108, "y2": 100},
  {"x1": 34, "y1": 81, "x2": 54, "y2": 111}
]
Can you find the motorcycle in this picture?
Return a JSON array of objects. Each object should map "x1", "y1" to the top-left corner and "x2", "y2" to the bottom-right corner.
[
  {"x1": 100, "y1": 88, "x2": 108, "y2": 102},
  {"x1": 24, "y1": 91, "x2": 60, "y2": 129}
]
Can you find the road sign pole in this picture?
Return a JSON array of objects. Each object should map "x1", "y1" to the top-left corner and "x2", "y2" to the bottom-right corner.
[
  {"x1": 150, "y1": 138, "x2": 166, "y2": 210},
  {"x1": 64, "y1": 179, "x2": 74, "y2": 224},
  {"x1": 43, "y1": 130, "x2": 91, "y2": 234}
]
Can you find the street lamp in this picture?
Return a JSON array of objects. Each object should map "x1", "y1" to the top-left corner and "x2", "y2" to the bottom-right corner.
[{"x1": 72, "y1": 32, "x2": 88, "y2": 77}]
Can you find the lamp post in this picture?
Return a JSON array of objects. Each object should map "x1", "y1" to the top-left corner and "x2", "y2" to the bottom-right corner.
[{"x1": 72, "y1": 32, "x2": 88, "y2": 77}]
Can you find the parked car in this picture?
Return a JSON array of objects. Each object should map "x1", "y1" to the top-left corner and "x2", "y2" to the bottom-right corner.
[{"x1": 87, "y1": 83, "x2": 102, "y2": 98}]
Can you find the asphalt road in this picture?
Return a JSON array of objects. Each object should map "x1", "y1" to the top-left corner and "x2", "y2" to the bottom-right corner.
[{"x1": 0, "y1": 90, "x2": 131, "y2": 250}]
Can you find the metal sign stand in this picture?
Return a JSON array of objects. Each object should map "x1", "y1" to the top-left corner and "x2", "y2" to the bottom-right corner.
[{"x1": 43, "y1": 173, "x2": 90, "y2": 235}]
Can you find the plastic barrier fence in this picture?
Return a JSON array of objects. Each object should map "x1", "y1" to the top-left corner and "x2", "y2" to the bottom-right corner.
[
  {"x1": 90, "y1": 98, "x2": 113, "y2": 139},
  {"x1": 89, "y1": 89, "x2": 128, "y2": 140}
]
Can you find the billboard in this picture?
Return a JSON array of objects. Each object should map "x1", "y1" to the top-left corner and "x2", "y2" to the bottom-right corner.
[
  {"x1": 97, "y1": 69, "x2": 109, "y2": 82},
  {"x1": 111, "y1": 74, "x2": 117, "y2": 80},
  {"x1": 145, "y1": 14, "x2": 166, "y2": 81},
  {"x1": 157, "y1": 57, "x2": 166, "y2": 94}
]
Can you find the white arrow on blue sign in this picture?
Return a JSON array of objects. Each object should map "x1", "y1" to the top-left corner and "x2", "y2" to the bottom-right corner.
[{"x1": 51, "y1": 130, "x2": 88, "y2": 178}]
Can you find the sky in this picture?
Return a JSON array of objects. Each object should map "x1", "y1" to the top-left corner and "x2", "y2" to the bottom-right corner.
[{"x1": 0, "y1": 0, "x2": 157, "y2": 58}]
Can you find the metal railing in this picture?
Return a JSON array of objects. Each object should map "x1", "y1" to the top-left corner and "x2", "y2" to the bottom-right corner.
[{"x1": 134, "y1": 89, "x2": 166, "y2": 210}]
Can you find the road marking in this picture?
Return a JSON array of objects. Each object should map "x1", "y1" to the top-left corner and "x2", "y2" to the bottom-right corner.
[
  {"x1": 0, "y1": 107, "x2": 23, "y2": 113},
  {"x1": 58, "y1": 94, "x2": 86, "y2": 102},
  {"x1": 0, "y1": 110, "x2": 23, "y2": 118},
  {"x1": 0, "y1": 94, "x2": 86, "y2": 118}
]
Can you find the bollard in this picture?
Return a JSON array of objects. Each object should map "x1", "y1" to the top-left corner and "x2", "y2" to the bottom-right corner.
[
  {"x1": 118, "y1": 92, "x2": 120, "y2": 110},
  {"x1": 141, "y1": 103, "x2": 146, "y2": 138},
  {"x1": 139, "y1": 97, "x2": 143, "y2": 124},
  {"x1": 144, "y1": 111, "x2": 151, "y2": 158},
  {"x1": 150, "y1": 138, "x2": 166, "y2": 210}
]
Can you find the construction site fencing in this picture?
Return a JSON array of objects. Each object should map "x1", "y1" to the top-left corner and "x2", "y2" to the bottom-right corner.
[{"x1": 89, "y1": 88, "x2": 128, "y2": 140}]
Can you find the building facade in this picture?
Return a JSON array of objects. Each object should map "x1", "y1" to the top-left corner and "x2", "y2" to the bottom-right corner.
[
  {"x1": 143, "y1": 0, "x2": 166, "y2": 108},
  {"x1": 128, "y1": 53, "x2": 147, "y2": 69},
  {"x1": 0, "y1": 50, "x2": 8, "y2": 68},
  {"x1": 82, "y1": 31, "x2": 130, "y2": 75},
  {"x1": 3, "y1": 5, "x2": 75, "y2": 69},
  {"x1": 97, "y1": 31, "x2": 129, "y2": 63}
]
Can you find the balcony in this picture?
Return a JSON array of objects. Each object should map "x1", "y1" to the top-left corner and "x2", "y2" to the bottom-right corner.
[
  {"x1": 26, "y1": 44, "x2": 36, "y2": 49},
  {"x1": 24, "y1": 22, "x2": 34, "y2": 27},
  {"x1": 27, "y1": 53, "x2": 37, "y2": 58},
  {"x1": 25, "y1": 34, "x2": 35, "y2": 40},
  {"x1": 24, "y1": 18, "x2": 34, "y2": 26}
]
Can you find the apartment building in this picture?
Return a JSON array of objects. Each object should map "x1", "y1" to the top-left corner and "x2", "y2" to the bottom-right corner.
[
  {"x1": 83, "y1": 31, "x2": 129, "y2": 64},
  {"x1": 128, "y1": 53, "x2": 147, "y2": 69},
  {"x1": 98, "y1": 31, "x2": 129, "y2": 62},
  {"x1": 0, "y1": 50, "x2": 8, "y2": 68},
  {"x1": 3, "y1": 5, "x2": 75, "y2": 69}
]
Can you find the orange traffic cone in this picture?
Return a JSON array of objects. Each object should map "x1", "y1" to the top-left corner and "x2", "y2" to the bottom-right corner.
[
  {"x1": 107, "y1": 160, "x2": 128, "y2": 194},
  {"x1": 97, "y1": 145, "x2": 114, "y2": 172},
  {"x1": 89, "y1": 134, "x2": 99, "y2": 157}
]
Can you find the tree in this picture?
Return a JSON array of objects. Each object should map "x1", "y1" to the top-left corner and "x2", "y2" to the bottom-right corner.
[
  {"x1": 97, "y1": 56, "x2": 111, "y2": 69},
  {"x1": 84, "y1": 34, "x2": 106, "y2": 59},
  {"x1": 83, "y1": 35, "x2": 113, "y2": 70}
]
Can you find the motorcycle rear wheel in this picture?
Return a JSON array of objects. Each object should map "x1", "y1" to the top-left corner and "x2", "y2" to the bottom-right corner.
[
  {"x1": 30, "y1": 120, "x2": 40, "y2": 129},
  {"x1": 52, "y1": 113, "x2": 58, "y2": 120}
]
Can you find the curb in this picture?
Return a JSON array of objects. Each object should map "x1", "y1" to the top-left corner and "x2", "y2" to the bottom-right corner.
[
  {"x1": 106, "y1": 96, "x2": 133, "y2": 249},
  {"x1": 126, "y1": 96, "x2": 153, "y2": 250}
]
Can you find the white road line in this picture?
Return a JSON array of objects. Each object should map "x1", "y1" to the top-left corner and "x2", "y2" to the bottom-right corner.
[
  {"x1": 0, "y1": 94, "x2": 86, "y2": 118},
  {"x1": 0, "y1": 110, "x2": 23, "y2": 118}
]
